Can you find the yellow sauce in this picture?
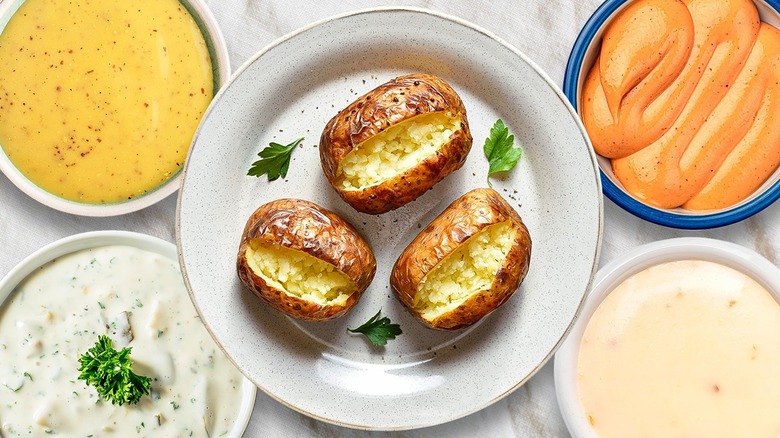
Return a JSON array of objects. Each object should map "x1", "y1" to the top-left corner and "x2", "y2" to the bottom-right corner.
[
  {"x1": 0, "y1": 0, "x2": 213, "y2": 203},
  {"x1": 578, "y1": 260, "x2": 780, "y2": 438},
  {"x1": 582, "y1": 0, "x2": 780, "y2": 210}
]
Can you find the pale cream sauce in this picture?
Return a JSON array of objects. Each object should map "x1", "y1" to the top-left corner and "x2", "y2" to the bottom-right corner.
[
  {"x1": 577, "y1": 260, "x2": 780, "y2": 437},
  {"x1": 0, "y1": 246, "x2": 244, "y2": 437}
]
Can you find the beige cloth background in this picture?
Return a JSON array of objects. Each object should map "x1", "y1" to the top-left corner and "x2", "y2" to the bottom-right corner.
[{"x1": 3, "y1": 0, "x2": 780, "y2": 436}]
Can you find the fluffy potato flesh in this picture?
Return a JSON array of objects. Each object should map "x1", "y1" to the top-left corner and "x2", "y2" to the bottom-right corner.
[
  {"x1": 413, "y1": 221, "x2": 517, "y2": 322},
  {"x1": 337, "y1": 112, "x2": 460, "y2": 190},
  {"x1": 245, "y1": 239, "x2": 356, "y2": 306}
]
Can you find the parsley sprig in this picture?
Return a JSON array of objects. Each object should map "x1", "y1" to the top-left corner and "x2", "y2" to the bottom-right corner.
[
  {"x1": 77, "y1": 335, "x2": 151, "y2": 405},
  {"x1": 247, "y1": 137, "x2": 304, "y2": 181},
  {"x1": 484, "y1": 119, "x2": 522, "y2": 186},
  {"x1": 347, "y1": 310, "x2": 402, "y2": 346}
]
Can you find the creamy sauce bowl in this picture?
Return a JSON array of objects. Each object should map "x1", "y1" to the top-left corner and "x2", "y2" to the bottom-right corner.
[
  {"x1": 0, "y1": 0, "x2": 229, "y2": 216},
  {"x1": 0, "y1": 231, "x2": 255, "y2": 437},
  {"x1": 565, "y1": 0, "x2": 780, "y2": 229},
  {"x1": 554, "y1": 238, "x2": 780, "y2": 437}
]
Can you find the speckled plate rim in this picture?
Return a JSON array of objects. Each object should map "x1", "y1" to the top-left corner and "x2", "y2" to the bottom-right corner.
[
  {"x1": 0, "y1": 0, "x2": 231, "y2": 217},
  {"x1": 553, "y1": 237, "x2": 780, "y2": 437},
  {"x1": 0, "y1": 231, "x2": 256, "y2": 438},
  {"x1": 564, "y1": 0, "x2": 780, "y2": 229},
  {"x1": 175, "y1": 5, "x2": 603, "y2": 431}
]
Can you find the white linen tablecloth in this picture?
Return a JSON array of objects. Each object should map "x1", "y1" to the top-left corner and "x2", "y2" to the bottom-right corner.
[{"x1": 3, "y1": 0, "x2": 780, "y2": 436}]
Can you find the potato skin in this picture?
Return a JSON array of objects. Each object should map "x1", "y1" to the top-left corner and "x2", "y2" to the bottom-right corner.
[
  {"x1": 236, "y1": 198, "x2": 376, "y2": 321},
  {"x1": 390, "y1": 188, "x2": 532, "y2": 330},
  {"x1": 320, "y1": 73, "x2": 473, "y2": 214}
]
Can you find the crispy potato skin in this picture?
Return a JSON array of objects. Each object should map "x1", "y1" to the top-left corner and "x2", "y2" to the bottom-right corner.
[
  {"x1": 390, "y1": 188, "x2": 532, "y2": 330},
  {"x1": 320, "y1": 73, "x2": 473, "y2": 214},
  {"x1": 236, "y1": 198, "x2": 376, "y2": 321}
]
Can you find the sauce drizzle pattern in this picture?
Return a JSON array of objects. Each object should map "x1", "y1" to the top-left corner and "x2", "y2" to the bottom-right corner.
[{"x1": 582, "y1": 0, "x2": 780, "y2": 210}]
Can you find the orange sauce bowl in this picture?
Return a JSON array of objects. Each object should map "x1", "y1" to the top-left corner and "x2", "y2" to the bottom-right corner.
[{"x1": 564, "y1": 0, "x2": 780, "y2": 228}]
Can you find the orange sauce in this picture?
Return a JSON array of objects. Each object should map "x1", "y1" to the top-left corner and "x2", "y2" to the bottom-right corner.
[{"x1": 581, "y1": 0, "x2": 780, "y2": 210}]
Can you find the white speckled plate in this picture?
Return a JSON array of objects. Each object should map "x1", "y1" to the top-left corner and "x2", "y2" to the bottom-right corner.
[{"x1": 176, "y1": 7, "x2": 602, "y2": 431}]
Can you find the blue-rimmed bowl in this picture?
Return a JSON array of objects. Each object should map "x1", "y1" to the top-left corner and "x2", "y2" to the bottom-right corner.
[
  {"x1": 0, "y1": 0, "x2": 230, "y2": 217},
  {"x1": 564, "y1": 0, "x2": 780, "y2": 229}
]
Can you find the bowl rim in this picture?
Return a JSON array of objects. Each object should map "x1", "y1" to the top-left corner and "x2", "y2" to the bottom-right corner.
[
  {"x1": 0, "y1": 230, "x2": 256, "y2": 437},
  {"x1": 553, "y1": 237, "x2": 780, "y2": 437},
  {"x1": 0, "y1": 0, "x2": 231, "y2": 217},
  {"x1": 563, "y1": 0, "x2": 780, "y2": 229}
]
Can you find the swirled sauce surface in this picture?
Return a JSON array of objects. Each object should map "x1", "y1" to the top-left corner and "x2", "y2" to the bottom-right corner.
[
  {"x1": 577, "y1": 260, "x2": 780, "y2": 437},
  {"x1": 582, "y1": 0, "x2": 780, "y2": 210},
  {"x1": 0, "y1": 246, "x2": 244, "y2": 437},
  {"x1": 0, "y1": 0, "x2": 213, "y2": 203}
]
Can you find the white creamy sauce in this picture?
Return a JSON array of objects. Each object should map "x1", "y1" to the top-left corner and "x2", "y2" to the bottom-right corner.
[
  {"x1": 578, "y1": 260, "x2": 780, "y2": 438},
  {"x1": 0, "y1": 246, "x2": 244, "y2": 437}
]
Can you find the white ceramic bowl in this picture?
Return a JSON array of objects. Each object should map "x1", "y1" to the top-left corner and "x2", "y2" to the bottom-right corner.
[
  {"x1": 554, "y1": 237, "x2": 780, "y2": 437},
  {"x1": 565, "y1": 0, "x2": 780, "y2": 229},
  {"x1": 0, "y1": 230, "x2": 256, "y2": 437},
  {"x1": 0, "y1": 0, "x2": 230, "y2": 217}
]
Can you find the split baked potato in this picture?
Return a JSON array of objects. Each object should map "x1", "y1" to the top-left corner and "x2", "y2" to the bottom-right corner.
[
  {"x1": 390, "y1": 188, "x2": 532, "y2": 330},
  {"x1": 236, "y1": 198, "x2": 376, "y2": 321},
  {"x1": 319, "y1": 73, "x2": 473, "y2": 214}
]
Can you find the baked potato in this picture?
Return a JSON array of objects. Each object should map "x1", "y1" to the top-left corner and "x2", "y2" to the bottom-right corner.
[
  {"x1": 236, "y1": 198, "x2": 376, "y2": 321},
  {"x1": 390, "y1": 188, "x2": 531, "y2": 330},
  {"x1": 319, "y1": 73, "x2": 473, "y2": 214}
]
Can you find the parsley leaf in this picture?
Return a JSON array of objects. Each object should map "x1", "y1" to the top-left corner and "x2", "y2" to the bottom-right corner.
[
  {"x1": 247, "y1": 137, "x2": 304, "y2": 181},
  {"x1": 484, "y1": 119, "x2": 522, "y2": 186},
  {"x1": 347, "y1": 310, "x2": 402, "y2": 346},
  {"x1": 77, "y1": 335, "x2": 151, "y2": 406}
]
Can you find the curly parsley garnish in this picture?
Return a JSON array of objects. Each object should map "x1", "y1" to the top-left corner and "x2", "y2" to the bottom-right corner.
[
  {"x1": 347, "y1": 310, "x2": 402, "y2": 346},
  {"x1": 247, "y1": 137, "x2": 304, "y2": 181},
  {"x1": 77, "y1": 335, "x2": 151, "y2": 405},
  {"x1": 484, "y1": 119, "x2": 522, "y2": 186}
]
